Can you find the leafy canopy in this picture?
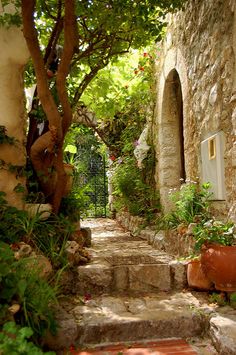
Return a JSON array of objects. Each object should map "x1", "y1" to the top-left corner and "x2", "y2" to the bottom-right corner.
[{"x1": 24, "y1": 0, "x2": 186, "y2": 105}]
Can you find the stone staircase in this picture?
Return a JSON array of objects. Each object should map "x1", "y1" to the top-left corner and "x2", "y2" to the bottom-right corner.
[{"x1": 46, "y1": 218, "x2": 236, "y2": 354}]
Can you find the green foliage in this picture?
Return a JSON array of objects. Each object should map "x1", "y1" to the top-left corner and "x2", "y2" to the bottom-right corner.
[
  {"x1": 0, "y1": 321, "x2": 55, "y2": 355},
  {"x1": 209, "y1": 292, "x2": 236, "y2": 309},
  {"x1": 0, "y1": 126, "x2": 16, "y2": 145},
  {"x1": 0, "y1": 242, "x2": 57, "y2": 338},
  {"x1": 24, "y1": 213, "x2": 72, "y2": 269},
  {"x1": 160, "y1": 181, "x2": 236, "y2": 252},
  {"x1": 80, "y1": 47, "x2": 156, "y2": 158},
  {"x1": 209, "y1": 292, "x2": 227, "y2": 307},
  {"x1": 0, "y1": 191, "x2": 72, "y2": 269},
  {"x1": 0, "y1": 0, "x2": 21, "y2": 28},
  {"x1": 81, "y1": 47, "x2": 155, "y2": 120},
  {"x1": 0, "y1": 192, "x2": 28, "y2": 244},
  {"x1": 112, "y1": 156, "x2": 160, "y2": 218},
  {"x1": 165, "y1": 182, "x2": 212, "y2": 228},
  {"x1": 229, "y1": 293, "x2": 236, "y2": 309},
  {"x1": 59, "y1": 188, "x2": 89, "y2": 222},
  {"x1": 64, "y1": 126, "x2": 108, "y2": 218},
  {"x1": 193, "y1": 219, "x2": 236, "y2": 251},
  {"x1": 25, "y1": 0, "x2": 186, "y2": 106}
]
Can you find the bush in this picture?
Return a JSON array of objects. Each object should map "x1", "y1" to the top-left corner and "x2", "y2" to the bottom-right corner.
[
  {"x1": 0, "y1": 192, "x2": 28, "y2": 244},
  {"x1": 193, "y1": 219, "x2": 236, "y2": 250},
  {"x1": 0, "y1": 242, "x2": 58, "y2": 338},
  {"x1": 112, "y1": 156, "x2": 160, "y2": 218},
  {"x1": 0, "y1": 321, "x2": 55, "y2": 354},
  {"x1": 164, "y1": 182, "x2": 212, "y2": 228}
]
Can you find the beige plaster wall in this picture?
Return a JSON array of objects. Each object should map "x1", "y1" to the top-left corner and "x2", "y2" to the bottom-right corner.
[
  {"x1": 0, "y1": 9, "x2": 29, "y2": 208},
  {"x1": 154, "y1": 0, "x2": 236, "y2": 219}
]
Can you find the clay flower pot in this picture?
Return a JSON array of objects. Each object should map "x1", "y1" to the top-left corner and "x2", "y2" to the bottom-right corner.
[
  {"x1": 201, "y1": 244, "x2": 236, "y2": 291},
  {"x1": 187, "y1": 258, "x2": 213, "y2": 290}
]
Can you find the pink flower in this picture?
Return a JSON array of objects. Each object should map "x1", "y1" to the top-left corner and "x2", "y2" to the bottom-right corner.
[
  {"x1": 84, "y1": 293, "x2": 92, "y2": 302},
  {"x1": 69, "y1": 344, "x2": 76, "y2": 354},
  {"x1": 109, "y1": 155, "x2": 116, "y2": 161}
]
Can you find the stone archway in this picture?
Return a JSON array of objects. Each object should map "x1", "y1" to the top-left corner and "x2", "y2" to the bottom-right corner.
[
  {"x1": 158, "y1": 69, "x2": 185, "y2": 210},
  {"x1": 155, "y1": 48, "x2": 189, "y2": 212}
]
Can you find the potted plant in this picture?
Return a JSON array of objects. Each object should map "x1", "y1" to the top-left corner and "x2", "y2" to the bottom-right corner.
[
  {"x1": 164, "y1": 181, "x2": 236, "y2": 291},
  {"x1": 186, "y1": 255, "x2": 213, "y2": 291},
  {"x1": 193, "y1": 219, "x2": 236, "y2": 292}
]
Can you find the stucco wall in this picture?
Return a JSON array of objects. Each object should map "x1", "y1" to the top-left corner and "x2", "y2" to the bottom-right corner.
[
  {"x1": 154, "y1": 0, "x2": 236, "y2": 219},
  {"x1": 0, "y1": 5, "x2": 29, "y2": 208}
]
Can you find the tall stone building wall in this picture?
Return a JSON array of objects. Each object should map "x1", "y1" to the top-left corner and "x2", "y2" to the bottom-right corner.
[{"x1": 154, "y1": 0, "x2": 236, "y2": 219}]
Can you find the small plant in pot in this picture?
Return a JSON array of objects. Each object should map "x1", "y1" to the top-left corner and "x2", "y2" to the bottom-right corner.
[
  {"x1": 193, "y1": 219, "x2": 236, "y2": 292},
  {"x1": 161, "y1": 181, "x2": 214, "y2": 290}
]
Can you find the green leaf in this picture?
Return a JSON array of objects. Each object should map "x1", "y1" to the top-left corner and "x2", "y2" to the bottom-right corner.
[
  {"x1": 17, "y1": 279, "x2": 28, "y2": 299},
  {"x1": 64, "y1": 144, "x2": 77, "y2": 154}
]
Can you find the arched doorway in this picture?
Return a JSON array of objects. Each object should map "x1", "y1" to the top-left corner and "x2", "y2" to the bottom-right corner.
[{"x1": 158, "y1": 69, "x2": 185, "y2": 211}]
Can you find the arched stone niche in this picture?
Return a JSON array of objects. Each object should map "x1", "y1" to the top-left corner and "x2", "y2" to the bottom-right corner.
[
  {"x1": 155, "y1": 48, "x2": 190, "y2": 212},
  {"x1": 0, "y1": 6, "x2": 29, "y2": 208}
]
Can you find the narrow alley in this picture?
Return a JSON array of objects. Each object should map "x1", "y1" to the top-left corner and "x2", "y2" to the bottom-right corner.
[{"x1": 54, "y1": 218, "x2": 222, "y2": 355}]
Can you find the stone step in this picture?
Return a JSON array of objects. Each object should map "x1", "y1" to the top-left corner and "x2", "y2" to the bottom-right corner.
[
  {"x1": 76, "y1": 257, "x2": 187, "y2": 295},
  {"x1": 210, "y1": 309, "x2": 236, "y2": 354},
  {"x1": 44, "y1": 291, "x2": 220, "y2": 353},
  {"x1": 75, "y1": 223, "x2": 187, "y2": 296},
  {"x1": 69, "y1": 292, "x2": 209, "y2": 347}
]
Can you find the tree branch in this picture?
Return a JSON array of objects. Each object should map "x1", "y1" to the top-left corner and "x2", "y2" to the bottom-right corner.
[
  {"x1": 21, "y1": 0, "x2": 62, "y2": 140},
  {"x1": 56, "y1": 0, "x2": 77, "y2": 136}
]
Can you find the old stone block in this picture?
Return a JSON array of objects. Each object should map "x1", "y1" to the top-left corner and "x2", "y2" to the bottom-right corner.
[
  {"x1": 232, "y1": 143, "x2": 236, "y2": 167},
  {"x1": 169, "y1": 260, "x2": 187, "y2": 290},
  {"x1": 113, "y1": 266, "x2": 129, "y2": 291},
  {"x1": 128, "y1": 264, "x2": 171, "y2": 292},
  {"x1": 77, "y1": 264, "x2": 113, "y2": 294},
  {"x1": 210, "y1": 314, "x2": 236, "y2": 355},
  {"x1": 152, "y1": 231, "x2": 166, "y2": 250},
  {"x1": 116, "y1": 211, "x2": 130, "y2": 229},
  {"x1": 129, "y1": 215, "x2": 146, "y2": 236},
  {"x1": 139, "y1": 228, "x2": 156, "y2": 242},
  {"x1": 43, "y1": 308, "x2": 78, "y2": 351},
  {"x1": 81, "y1": 227, "x2": 92, "y2": 247}
]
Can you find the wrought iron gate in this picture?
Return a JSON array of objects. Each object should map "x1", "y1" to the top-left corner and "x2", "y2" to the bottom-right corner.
[
  {"x1": 74, "y1": 149, "x2": 108, "y2": 218},
  {"x1": 85, "y1": 154, "x2": 108, "y2": 217}
]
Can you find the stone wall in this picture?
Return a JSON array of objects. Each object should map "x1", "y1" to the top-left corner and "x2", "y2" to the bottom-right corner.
[
  {"x1": 154, "y1": 0, "x2": 236, "y2": 219},
  {"x1": 0, "y1": 3, "x2": 29, "y2": 208}
]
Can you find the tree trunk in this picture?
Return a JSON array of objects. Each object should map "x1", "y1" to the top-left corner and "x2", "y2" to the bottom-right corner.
[{"x1": 21, "y1": 0, "x2": 77, "y2": 213}]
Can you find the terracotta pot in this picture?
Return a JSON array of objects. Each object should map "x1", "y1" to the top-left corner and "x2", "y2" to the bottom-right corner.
[
  {"x1": 187, "y1": 258, "x2": 213, "y2": 290},
  {"x1": 201, "y1": 244, "x2": 236, "y2": 291}
]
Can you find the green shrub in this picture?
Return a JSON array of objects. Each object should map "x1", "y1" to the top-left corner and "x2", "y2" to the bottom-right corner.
[
  {"x1": 193, "y1": 219, "x2": 236, "y2": 250},
  {"x1": 0, "y1": 192, "x2": 73, "y2": 269},
  {"x1": 112, "y1": 156, "x2": 160, "y2": 218},
  {"x1": 0, "y1": 242, "x2": 57, "y2": 338},
  {"x1": 0, "y1": 192, "x2": 28, "y2": 244},
  {"x1": 165, "y1": 182, "x2": 212, "y2": 228},
  {"x1": 59, "y1": 186, "x2": 90, "y2": 222},
  {"x1": 0, "y1": 321, "x2": 55, "y2": 354},
  {"x1": 31, "y1": 214, "x2": 73, "y2": 269}
]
